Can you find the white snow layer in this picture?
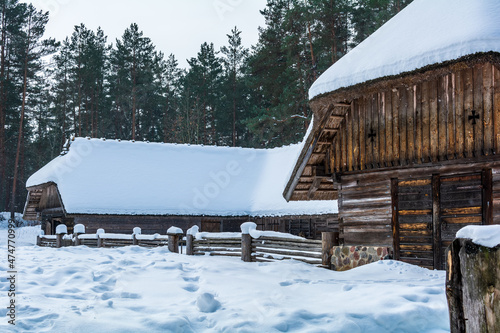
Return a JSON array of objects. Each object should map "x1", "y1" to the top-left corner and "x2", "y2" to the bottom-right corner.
[
  {"x1": 26, "y1": 138, "x2": 336, "y2": 217},
  {"x1": 0, "y1": 226, "x2": 450, "y2": 332},
  {"x1": 309, "y1": 0, "x2": 500, "y2": 99},
  {"x1": 456, "y1": 225, "x2": 500, "y2": 248}
]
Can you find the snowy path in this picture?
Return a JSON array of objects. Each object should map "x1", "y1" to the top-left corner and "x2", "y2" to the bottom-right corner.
[{"x1": 0, "y1": 227, "x2": 450, "y2": 332}]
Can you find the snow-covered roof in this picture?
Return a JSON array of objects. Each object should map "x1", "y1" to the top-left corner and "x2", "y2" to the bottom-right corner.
[
  {"x1": 27, "y1": 138, "x2": 337, "y2": 216},
  {"x1": 309, "y1": 0, "x2": 500, "y2": 99}
]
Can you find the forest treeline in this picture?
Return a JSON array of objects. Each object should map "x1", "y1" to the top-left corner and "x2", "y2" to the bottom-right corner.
[{"x1": 0, "y1": 0, "x2": 412, "y2": 212}]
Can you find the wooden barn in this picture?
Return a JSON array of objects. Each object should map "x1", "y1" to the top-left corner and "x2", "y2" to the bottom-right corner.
[
  {"x1": 24, "y1": 137, "x2": 337, "y2": 238},
  {"x1": 284, "y1": 0, "x2": 500, "y2": 269}
]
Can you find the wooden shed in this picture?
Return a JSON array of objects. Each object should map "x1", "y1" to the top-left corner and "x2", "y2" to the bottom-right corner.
[
  {"x1": 24, "y1": 137, "x2": 337, "y2": 238},
  {"x1": 284, "y1": 0, "x2": 500, "y2": 269}
]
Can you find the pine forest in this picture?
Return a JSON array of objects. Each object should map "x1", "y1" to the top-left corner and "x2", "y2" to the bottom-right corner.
[{"x1": 0, "y1": 0, "x2": 412, "y2": 213}]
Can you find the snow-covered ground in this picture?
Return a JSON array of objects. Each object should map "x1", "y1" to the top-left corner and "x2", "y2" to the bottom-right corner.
[{"x1": 0, "y1": 226, "x2": 450, "y2": 332}]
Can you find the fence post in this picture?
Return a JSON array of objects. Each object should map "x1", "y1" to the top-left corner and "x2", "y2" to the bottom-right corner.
[
  {"x1": 446, "y1": 237, "x2": 500, "y2": 332},
  {"x1": 56, "y1": 224, "x2": 67, "y2": 248},
  {"x1": 168, "y1": 234, "x2": 179, "y2": 253},
  {"x1": 36, "y1": 235, "x2": 41, "y2": 246},
  {"x1": 186, "y1": 234, "x2": 194, "y2": 255},
  {"x1": 74, "y1": 224, "x2": 85, "y2": 246},
  {"x1": 241, "y1": 234, "x2": 252, "y2": 262},
  {"x1": 322, "y1": 232, "x2": 339, "y2": 268},
  {"x1": 97, "y1": 235, "x2": 103, "y2": 248},
  {"x1": 167, "y1": 227, "x2": 183, "y2": 253}
]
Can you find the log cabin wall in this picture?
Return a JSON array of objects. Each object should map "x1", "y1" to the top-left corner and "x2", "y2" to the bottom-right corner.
[
  {"x1": 330, "y1": 62, "x2": 500, "y2": 173},
  {"x1": 338, "y1": 161, "x2": 500, "y2": 269},
  {"x1": 71, "y1": 214, "x2": 339, "y2": 239}
]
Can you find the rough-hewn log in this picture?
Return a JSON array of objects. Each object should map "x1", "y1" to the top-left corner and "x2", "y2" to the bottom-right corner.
[
  {"x1": 321, "y1": 232, "x2": 338, "y2": 268},
  {"x1": 186, "y1": 234, "x2": 194, "y2": 255},
  {"x1": 446, "y1": 238, "x2": 500, "y2": 333},
  {"x1": 241, "y1": 234, "x2": 252, "y2": 262}
]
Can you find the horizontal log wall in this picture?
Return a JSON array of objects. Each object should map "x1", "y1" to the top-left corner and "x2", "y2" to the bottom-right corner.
[
  {"x1": 332, "y1": 63, "x2": 500, "y2": 173},
  {"x1": 339, "y1": 161, "x2": 500, "y2": 248},
  {"x1": 70, "y1": 214, "x2": 338, "y2": 240}
]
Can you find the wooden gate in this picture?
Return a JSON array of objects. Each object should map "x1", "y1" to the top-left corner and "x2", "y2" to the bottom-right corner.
[
  {"x1": 393, "y1": 171, "x2": 490, "y2": 270},
  {"x1": 394, "y1": 178, "x2": 434, "y2": 268}
]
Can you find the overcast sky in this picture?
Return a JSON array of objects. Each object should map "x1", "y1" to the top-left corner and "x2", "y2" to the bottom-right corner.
[{"x1": 23, "y1": 0, "x2": 268, "y2": 68}]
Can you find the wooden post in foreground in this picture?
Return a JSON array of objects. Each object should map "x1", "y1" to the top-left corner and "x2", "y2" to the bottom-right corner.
[
  {"x1": 446, "y1": 238, "x2": 500, "y2": 333},
  {"x1": 322, "y1": 232, "x2": 339, "y2": 268},
  {"x1": 186, "y1": 234, "x2": 194, "y2": 255},
  {"x1": 168, "y1": 234, "x2": 180, "y2": 253},
  {"x1": 241, "y1": 234, "x2": 252, "y2": 262},
  {"x1": 36, "y1": 235, "x2": 41, "y2": 246}
]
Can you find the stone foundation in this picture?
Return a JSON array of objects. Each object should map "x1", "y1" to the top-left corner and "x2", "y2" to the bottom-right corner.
[{"x1": 331, "y1": 246, "x2": 392, "y2": 271}]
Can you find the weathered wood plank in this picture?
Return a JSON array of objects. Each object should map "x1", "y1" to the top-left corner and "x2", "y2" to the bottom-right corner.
[
  {"x1": 372, "y1": 94, "x2": 380, "y2": 168},
  {"x1": 360, "y1": 98, "x2": 366, "y2": 170},
  {"x1": 493, "y1": 64, "x2": 500, "y2": 154},
  {"x1": 421, "y1": 81, "x2": 431, "y2": 162},
  {"x1": 392, "y1": 88, "x2": 400, "y2": 164},
  {"x1": 379, "y1": 92, "x2": 386, "y2": 167},
  {"x1": 447, "y1": 74, "x2": 455, "y2": 159},
  {"x1": 414, "y1": 84, "x2": 422, "y2": 163},
  {"x1": 464, "y1": 68, "x2": 474, "y2": 157},
  {"x1": 400, "y1": 86, "x2": 408, "y2": 165},
  {"x1": 385, "y1": 90, "x2": 394, "y2": 166},
  {"x1": 474, "y1": 64, "x2": 484, "y2": 156},
  {"x1": 353, "y1": 100, "x2": 360, "y2": 170},
  {"x1": 429, "y1": 79, "x2": 439, "y2": 162},
  {"x1": 347, "y1": 103, "x2": 354, "y2": 171},
  {"x1": 455, "y1": 71, "x2": 465, "y2": 158},
  {"x1": 483, "y1": 63, "x2": 494, "y2": 155}
]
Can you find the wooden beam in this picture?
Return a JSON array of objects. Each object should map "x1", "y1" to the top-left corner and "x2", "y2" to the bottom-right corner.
[
  {"x1": 308, "y1": 178, "x2": 322, "y2": 199},
  {"x1": 432, "y1": 174, "x2": 441, "y2": 270}
]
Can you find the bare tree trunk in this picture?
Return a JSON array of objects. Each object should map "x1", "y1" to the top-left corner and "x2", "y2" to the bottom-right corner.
[
  {"x1": 11, "y1": 17, "x2": 31, "y2": 219},
  {"x1": 0, "y1": 1, "x2": 7, "y2": 211},
  {"x1": 307, "y1": 21, "x2": 317, "y2": 82}
]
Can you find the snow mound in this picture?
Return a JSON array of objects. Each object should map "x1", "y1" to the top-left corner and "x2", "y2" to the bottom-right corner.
[
  {"x1": 167, "y1": 226, "x2": 183, "y2": 235},
  {"x1": 196, "y1": 293, "x2": 221, "y2": 313},
  {"x1": 456, "y1": 225, "x2": 500, "y2": 248}
]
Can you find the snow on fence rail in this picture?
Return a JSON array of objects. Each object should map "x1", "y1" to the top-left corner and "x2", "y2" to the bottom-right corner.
[
  {"x1": 36, "y1": 223, "x2": 337, "y2": 268},
  {"x1": 37, "y1": 225, "x2": 183, "y2": 253},
  {"x1": 186, "y1": 223, "x2": 330, "y2": 267}
]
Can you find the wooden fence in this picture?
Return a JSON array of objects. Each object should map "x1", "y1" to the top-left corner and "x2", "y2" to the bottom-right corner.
[
  {"x1": 37, "y1": 223, "x2": 338, "y2": 268},
  {"x1": 37, "y1": 227, "x2": 182, "y2": 253}
]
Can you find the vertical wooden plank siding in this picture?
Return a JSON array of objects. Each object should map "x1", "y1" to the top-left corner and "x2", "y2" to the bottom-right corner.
[
  {"x1": 372, "y1": 94, "x2": 380, "y2": 168},
  {"x1": 330, "y1": 62, "x2": 500, "y2": 172},
  {"x1": 455, "y1": 71, "x2": 465, "y2": 158},
  {"x1": 364, "y1": 98, "x2": 372, "y2": 169},
  {"x1": 353, "y1": 101, "x2": 360, "y2": 170},
  {"x1": 464, "y1": 68, "x2": 474, "y2": 157},
  {"x1": 386, "y1": 91, "x2": 394, "y2": 165},
  {"x1": 399, "y1": 87, "x2": 408, "y2": 165},
  {"x1": 429, "y1": 80, "x2": 439, "y2": 162},
  {"x1": 415, "y1": 84, "x2": 423, "y2": 162},
  {"x1": 359, "y1": 98, "x2": 366, "y2": 170},
  {"x1": 421, "y1": 81, "x2": 431, "y2": 163},
  {"x1": 392, "y1": 89, "x2": 400, "y2": 164},
  {"x1": 407, "y1": 86, "x2": 415, "y2": 164},
  {"x1": 483, "y1": 64, "x2": 494, "y2": 155},
  {"x1": 379, "y1": 92, "x2": 386, "y2": 166},
  {"x1": 447, "y1": 74, "x2": 456, "y2": 159},
  {"x1": 494, "y1": 65, "x2": 500, "y2": 154},
  {"x1": 341, "y1": 119, "x2": 347, "y2": 171},
  {"x1": 347, "y1": 105, "x2": 354, "y2": 171},
  {"x1": 474, "y1": 64, "x2": 484, "y2": 155}
]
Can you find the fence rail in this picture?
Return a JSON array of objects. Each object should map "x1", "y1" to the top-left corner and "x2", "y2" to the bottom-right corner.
[{"x1": 37, "y1": 223, "x2": 338, "y2": 268}]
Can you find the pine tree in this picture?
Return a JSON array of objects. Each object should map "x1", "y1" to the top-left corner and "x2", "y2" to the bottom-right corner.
[
  {"x1": 220, "y1": 26, "x2": 248, "y2": 147},
  {"x1": 10, "y1": 3, "x2": 56, "y2": 216}
]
